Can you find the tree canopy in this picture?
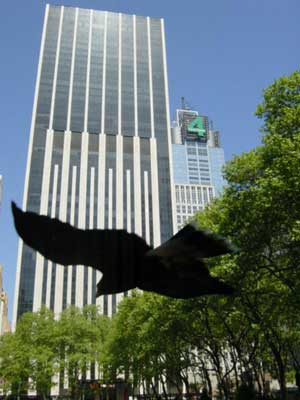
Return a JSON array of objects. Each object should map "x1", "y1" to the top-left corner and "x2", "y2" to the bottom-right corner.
[{"x1": 0, "y1": 305, "x2": 110, "y2": 399}]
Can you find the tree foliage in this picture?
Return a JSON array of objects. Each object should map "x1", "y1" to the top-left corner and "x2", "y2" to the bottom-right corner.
[
  {"x1": 0, "y1": 307, "x2": 58, "y2": 398},
  {"x1": 0, "y1": 305, "x2": 110, "y2": 399},
  {"x1": 255, "y1": 70, "x2": 300, "y2": 138}
]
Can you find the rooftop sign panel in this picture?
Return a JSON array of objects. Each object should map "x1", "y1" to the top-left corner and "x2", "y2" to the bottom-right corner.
[{"x1": 187, "y1": 116, "x2": 206, "y2": 138}]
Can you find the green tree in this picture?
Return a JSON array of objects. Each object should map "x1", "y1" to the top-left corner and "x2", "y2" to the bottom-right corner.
[
  {"x1": 193, "y1": 70, "x2": 300, "y2": 400},
  {"x1": 0, "y1": 331, "x2": 31, "y2": 397},
  {"x1": 0, "y1": 305, "x2": 110, "y2": 399},
  {"x1": 0, "y1": 307, "x2": 58, "y2": 399},
  {"x1": 57, "y1": 305, "x2": 110, "y2": 398},
  {"x1": 256, "y1": 70, "x2": 300, "y2": 138},
  {"x1": 103, "y1": 291, "x2": 196, "y2": 399}
]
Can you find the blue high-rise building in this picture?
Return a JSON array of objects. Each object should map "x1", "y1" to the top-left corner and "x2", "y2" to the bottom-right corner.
[
  {"x1": 171, "y1": 108, "x2": 226, "y2": 230},
  {"x1": 208, "y1": 131, "x2": 226, "y2": 196}
]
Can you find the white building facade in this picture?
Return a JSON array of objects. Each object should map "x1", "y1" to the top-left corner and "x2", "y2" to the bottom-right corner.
[{"x1": 174, "y1": 183, "x2": 215, "y2": 230}]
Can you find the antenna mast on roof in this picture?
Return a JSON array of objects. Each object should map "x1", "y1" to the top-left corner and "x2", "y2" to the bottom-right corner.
[{"x1": 181, "y1": 96, "x2": 186, "y2": 110}]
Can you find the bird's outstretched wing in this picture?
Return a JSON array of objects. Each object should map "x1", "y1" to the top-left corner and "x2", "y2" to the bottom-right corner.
[
  {"x1": 142, "y1": 223, "x2": 236, "y2": 298},
  {"x1": 140, "y1": 275, "x2": 234, "y2": 299},
  {"x1": 139, "y1": 255, "x2": 234, "y2": 298},
  {"x1": 11, "y1": 202, "x2": 151, "y2": 295},
  {"x1": 146, "y1": 223, "x2": 237, "y2": 260}
]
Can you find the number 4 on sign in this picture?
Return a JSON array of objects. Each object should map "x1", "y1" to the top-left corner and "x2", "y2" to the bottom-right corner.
[{"x1": 188, "y1": 117, "x2": 206, "y2": 137}]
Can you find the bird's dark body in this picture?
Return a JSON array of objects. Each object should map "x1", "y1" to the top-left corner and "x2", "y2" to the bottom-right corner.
[{"x1": 11, "y1": 202, "x2": 235, "y2": 299}]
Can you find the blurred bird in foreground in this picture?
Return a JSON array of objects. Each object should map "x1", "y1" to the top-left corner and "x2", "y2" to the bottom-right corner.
[{"x1": 12, "y1": 201, "x2": 236, "y2": 299}]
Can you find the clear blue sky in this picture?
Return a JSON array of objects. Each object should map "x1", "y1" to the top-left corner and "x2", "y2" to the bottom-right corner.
[{"x1": 0, "y1": 0, "x2": 299, "y2": 321}]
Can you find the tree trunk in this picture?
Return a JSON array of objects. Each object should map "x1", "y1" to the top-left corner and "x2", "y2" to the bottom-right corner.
[
  {"x1": 181, "y1": 376, "x2": 189, "y2": 396},
  {"x1": 277, "y1": 359, "x2": 287, "y2": 400},
  {"x1": 150, "y1": 381, "x2": 159, "y2": 399},
  {"x1": 161, "y1": 377, "x2": 168, "y2": 400},
  {"x1": 252, "y1": 364, "x2": 262, "y2": 396},
  {"x1": 201, "y1": 364, "x2": 212, "y2": 398},
  {"x1": 269, "y1": 344, "x2": 287, "y2": 400},
  {"x1": 221, "y1": 379, "x2": 229, "y2": 400}
]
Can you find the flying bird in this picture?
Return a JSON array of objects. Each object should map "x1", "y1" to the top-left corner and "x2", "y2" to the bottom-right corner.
[{"x1": 12, "y1": 202, "x2": 235, "y2": 299}]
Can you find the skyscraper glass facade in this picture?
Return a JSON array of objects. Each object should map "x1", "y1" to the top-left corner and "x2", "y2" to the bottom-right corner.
[
  {"x1": 171, "y1": 108, "x2": 225, "y2": 230},
  {"x1": 13, "y1": 5, "x2": 175, "y2": 326},
  {"x1": 208, "y1": 146, "x2": 226, "y2": 195}
]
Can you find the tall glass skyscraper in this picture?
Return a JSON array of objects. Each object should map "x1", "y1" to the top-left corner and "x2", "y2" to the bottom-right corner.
[
  {"x1": 13, "y1": 5, "x2": 175, "y2": 327},
  {"x1": 171, "y1": 108, "x2": 226, "y2": 231}
]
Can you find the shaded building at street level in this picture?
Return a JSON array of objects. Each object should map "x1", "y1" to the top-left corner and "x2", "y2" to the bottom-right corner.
[
  {"x1": 0, "y1": 265, "x2": 10, "y2": 335},
  {"x1": 13, "y1": 5, "x2": 175, "y2": 327},
  {"x1": 0, "y1": 178, "x2": 10, "y2": 335}
]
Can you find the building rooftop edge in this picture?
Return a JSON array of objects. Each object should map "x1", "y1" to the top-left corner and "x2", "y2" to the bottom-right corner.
[{"x1": 47, "y1": 3, "x2": 164, "y2": 20}]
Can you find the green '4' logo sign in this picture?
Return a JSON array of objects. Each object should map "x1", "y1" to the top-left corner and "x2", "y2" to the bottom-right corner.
[{"x1": 187, "y1": 117, "x2": 206, "y2": 137}]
